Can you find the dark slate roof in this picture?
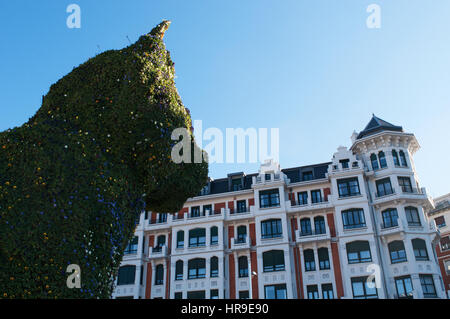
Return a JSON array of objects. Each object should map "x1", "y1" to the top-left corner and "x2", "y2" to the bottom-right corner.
[
  {"x1": 357, "y1": 115, "x2": 403, "y2": 139},
  {"x1": 198, "y1": 162, "x2": 331, "y2": 197}
]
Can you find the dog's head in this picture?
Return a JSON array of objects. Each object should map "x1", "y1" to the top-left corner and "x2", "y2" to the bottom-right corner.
[{"x1": 30, "y1": 21, "x2": 208, "y2": 212}]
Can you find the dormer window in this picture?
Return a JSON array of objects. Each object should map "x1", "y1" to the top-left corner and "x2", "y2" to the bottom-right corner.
[
  {"x1": 302, "y1": 171, "x2": 313, "y2": 181},
  {"x1": 232, "y1": 178, "x2": 243, "y2": 191},
  {"x1": 340, "y1": 159, "x2": 350, "y2": 169},
  {"x1": 265, "y1": 173, "x2": 271, "y2": 181}
]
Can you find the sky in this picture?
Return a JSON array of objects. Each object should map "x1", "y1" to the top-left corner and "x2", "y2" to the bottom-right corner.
[{"x1": 0, "y1": 1, "x2": 449, "y2": 198}]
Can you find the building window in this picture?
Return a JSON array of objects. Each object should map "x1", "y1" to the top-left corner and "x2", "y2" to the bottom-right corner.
[
  {"x1": 117, "y1": 265, "x2": 136, "y2": 286},
  {"x1": 191, "y1": 206, "x2": 201, "y2": 217},
  {"x1": 314, "y1": 216, "x2": 326, "y2": 235},
  {"x1": 154, "y1": 235, "x2": 166, "y2": 252},
  {"x1": 399, "y1": 150, "x2": 408, "y2": 167},
  {"x1": 392, "y1": 150, "x2": 400, "y2": 166},
  {"x1": 435, "y1": 216, "x2": 446, "y2": 228},
  {"x1": 342, "y1": 208, "x2": 366, "y2": 229},
  {"x1": 263, "y1": 250, "x2": 285, "y2": 272},
  {"x1": 297, "y1": 191, "x2": 308, "y2": 205},
  {"x1": 311, "y1": 190, "x2": 322, "y2": 203},
  {"x1": 388, "y1": 240, "x2": 407, "y2": 264},
  {"x1": 300, "y1": 218, "x2": 312, "y2": 236},
  {"x1": 307, "y1": 285, "x2": 319, "y2": 299},
  {"x1": 177, "y1": 231, "x2": 184, "y2": 248},
  {"x1": 444, "y1": 260, "x2": 450, "y2": 275},
  {"x1": 265, "y1": 173, "x2": 271, "y2": 181},
  {"x1": 188, "y1": 258, "x2": 206, "y2": 279},
  {"x1": 302, "y1": 171, "x2": 313, "y2": 181},
  {"x1": 337, "y1": 177, "x2": 361, "y2": 198},
  {"x1": 155, "y1": 264, "x2": 164, "y2": 285},
  {"x1": 203, "y1": 204, "x2": 212, "y2": 216},
  {"x1": 210, "y1": 289, "x2": 219, "y2": 299},
  {"x1": 189, "y1": 228, "x2": 206, "y2": 247},
  {"x1": 237, "y1": 225, "x2": 247, "y2": 243},
  {"x1": 405, "y1": 206, "x2": 421, "y2": 226},
  {"x1": 419, "y1": 274, "x2": 437, "y2": 298},
  {"x1": 398, "y1": 176, "x2": 413, "y2": 193},
  {"x1": 238, "y1": 256, "x2": 249, "y2": 278},
  {"x1": 378, "y1": 151, "x2": 387, "y2": 168},
  {"x1": 322, "y1": 284, "x2": 334, "y2": 299},
  {"x1": 259, "y1": 189, "x2": 280, "y2": 208},
  {"x1": 261, "y1": 219, "x2": 282, "y2": 239},
  {"x1": 174, "y1": 292, "x2": 182, "y2": 299},
  {"x1": 382, "y1": 208, "x2": 399, "y2": 228},
  {"x1": 347, "y1": 241, "x2": 372, "y2": 264},
  {"x1": 376, "y1": 178, "x2": 393, "y2": 197},
  {"x1": 239, "y1": 291, "x2": 250, "y2": 299},
  {"x1": 175, "y1": 260, "x2": 183, "y2": 280},
  {"x1": 210, "y1": 226, "x2": 218, "y2": 245},
  {"x1": 232, "y1": 178, "x2": 243, "y2": 191},
  {"x1": 441, "y1": 236, "x2": 450, "y2": 251},
  {"x1": 210, "y1": 257, "x2": 219, "y2": 278},
  {"x1": 187, "y1": 291, "x2": 206, "y2": 299},
  {"x1": 264, "y1": 284, "x2": 287, "y2": 299},
  {"x1": 412, "y1": 239, "x2": 429, "y2": 261},
  {"x1": 340, "y1": 159, "x2": 350, "y2": 169},
  {"x1": 395, "y1": 276, "x2": 414, "y2": 299},
  {"x1": 237, "y1": 200, "x2": 247, "y2": 213},
  {"x1": 158, "y1": 213, "x2": 167, "y2": 223},
  {"x1": 318, "y1": 247, "x2": 330, "y2": 270},
  {"x1": 370, "y1": 153, "x2": 379, "y2": 170},
  {"x1": 351, "y1": 276, "x2": 378, "y2": 299},
  {"x1": 304, "y1": 249, "x2": 316, "y2": 271},
  {"x1": 124, "y1": 236, "x2": 138, "y2": 254}
]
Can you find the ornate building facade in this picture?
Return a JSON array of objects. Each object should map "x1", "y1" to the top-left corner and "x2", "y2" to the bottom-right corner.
[{"x1": 112, "y1": 115, "x2": 447, "y2": 299}]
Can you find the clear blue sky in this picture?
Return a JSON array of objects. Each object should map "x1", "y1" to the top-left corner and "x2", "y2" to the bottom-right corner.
[{"x1": 0, "y1": 1, "x2": 449, "y2": 198}]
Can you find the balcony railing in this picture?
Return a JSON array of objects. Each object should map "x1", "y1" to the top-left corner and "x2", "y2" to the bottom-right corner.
[
  {"x1": 231, "y1": 237, "x2": 250, "y2": 250},
  {"x1": 149, "y1": 245, "x2": 167, "y2": 258},
  {"x1": 296, "y1": 226, "x2": 330, "y2": 243}
]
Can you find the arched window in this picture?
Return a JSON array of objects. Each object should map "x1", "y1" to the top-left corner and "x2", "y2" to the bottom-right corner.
[
  {"x1": 412, "y1": 239, "x2": 429, "y2": 261},
  {"x1": 210, "y1": 226, "x2": 218, "y2": 245},
  {"x1": 405, "y1": 206, "x2": 421, "y2": 226},
  {"x1": 175, "y1": 260, "x2": 183, "y2": 280},
  {"x1": 237, "y1": 225, "x2": 247, "y2": 243},
  {"x1": 156, "y1": 235, "x2": 166, "y2": 250},
  {"x1": 238, "y1": 256, "x2": 249, "y2": 278},
  {"x1": 346, "y1": 241, "x2": 372, "y2": 264},
  {"x1": 300, "y1": 218, "x2": 312, "y2": 236},
  {"x1": 388, "y1": 241, "x2": 407, "y2": 263},
  {"x1": 189, "y1": 228, "x2": 206, "y2": 247},
  {"x1": 188, "y1": 258, "x2": 206, "y2": 279},
  {"x1": 155, "y1": 264, "x2": 164, "y2": 285},
  {"x1": 177, "y1": 230, "x2": 184, "y2": 248},
  {"x1": 263, "y1": 250, "x2": 285, "y2": 272},
  {"x1": 314, "y1": 216, "x2": 326, "y2": 235},
  {"x1": 370, "y1": 153, "x2": 379, "y2": 170},
  {"x1": 392, "y1": 150, "x2": 400, "y2": 166},
  {"x1": 378, "y1": 151, "x2": 387, "y2": 168},
  {"x1": 399, "y1": 150, "x2": 408, "y2": 167},
  {"x1": 382, "y1": 208, "x2": 399, "y2": 228},
  {"x1": 210, "y1": 256, "x2": 219, "y2": 277},
  {"x1": 318, "y1": 247, "x2": 330, "y2": 270},
  {"x1": 304, "y1": 249, "x2": 315, "y2": 271},
  {"x1": 117, "y1": 265, "x2": 136, "y2": 285}
]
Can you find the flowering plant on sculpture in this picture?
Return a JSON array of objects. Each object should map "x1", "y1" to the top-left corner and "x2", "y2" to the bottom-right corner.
[{"x1": 0, "y1": 21, "x2": 208, "y2": 299}]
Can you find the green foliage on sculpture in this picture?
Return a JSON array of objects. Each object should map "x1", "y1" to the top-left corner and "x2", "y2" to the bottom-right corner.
[{"x1": 0, "y1": 21, "x2": 208, "y2": 298}]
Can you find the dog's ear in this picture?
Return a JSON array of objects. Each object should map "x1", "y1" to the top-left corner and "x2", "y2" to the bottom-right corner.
[{"x1": 149, "y1": 20, "x2": 171, "y2": 40}]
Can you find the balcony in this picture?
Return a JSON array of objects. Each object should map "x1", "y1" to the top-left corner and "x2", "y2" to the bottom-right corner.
[
  {"x1": 148, "y1": 245, "x2": 168, "y2": 259},
  {"x1": 252, "y1": 173, "x2": 282, "y2": 185},
  {"x1": 330, "y1": 161, "x2": 362, "y2": 173},
  {"x1": 286, "y1": 199, "x2": 332, "y2": 213},
  {"x1": 230, "y1": 237, "x2": 250, "y2": 250},
  {"x1": 372, "y1": 186, "x2": 428, "y2": 205},
  {"x1": 296, "y1": 226, "x2": 331, "y2": 243}
]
